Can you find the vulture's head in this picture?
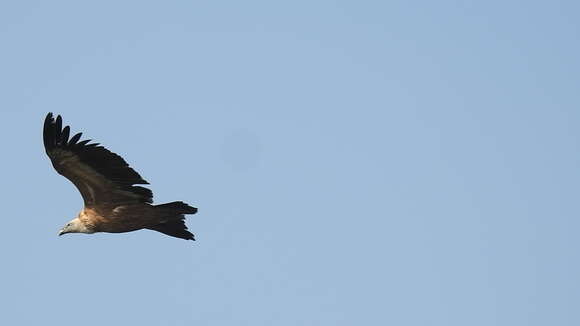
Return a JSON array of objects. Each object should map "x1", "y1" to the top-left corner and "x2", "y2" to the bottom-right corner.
[{"x1": 58, "y1": 217, "x2": 92, "y2": 236}]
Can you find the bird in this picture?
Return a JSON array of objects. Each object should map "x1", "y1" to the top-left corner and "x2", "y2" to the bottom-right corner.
[{"x1": 43, "y1": 113, "x2": 198, "y2": 241}]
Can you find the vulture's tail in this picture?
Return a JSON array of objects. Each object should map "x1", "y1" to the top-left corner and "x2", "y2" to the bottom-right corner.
[{"x1": 147, "y1": 201, "x2": 198, "y2": 241}]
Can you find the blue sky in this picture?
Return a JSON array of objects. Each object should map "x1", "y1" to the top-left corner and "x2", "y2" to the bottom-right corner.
[{"x1": 1, "y1": 1, "x2": 579, "y2": 325}]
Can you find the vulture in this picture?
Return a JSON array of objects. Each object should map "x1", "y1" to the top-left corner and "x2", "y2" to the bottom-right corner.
[{"x1": 43, "y1": 113, "x2": 198, "y2": 241}]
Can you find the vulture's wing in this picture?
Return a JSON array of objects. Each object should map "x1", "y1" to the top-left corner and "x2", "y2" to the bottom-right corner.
[{"x1": 43, "y1": 113, "x2": 153, "y2": 206}]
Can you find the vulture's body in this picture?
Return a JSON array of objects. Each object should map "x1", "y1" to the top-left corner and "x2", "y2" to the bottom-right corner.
[{"x1": 43, "y1": 113, "x2": 197, "y2": 241}]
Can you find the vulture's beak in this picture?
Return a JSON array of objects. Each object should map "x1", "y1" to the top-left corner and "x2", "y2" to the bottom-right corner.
[{"x1": 58, "y1": 229, "x2": 65, "y2": 236}]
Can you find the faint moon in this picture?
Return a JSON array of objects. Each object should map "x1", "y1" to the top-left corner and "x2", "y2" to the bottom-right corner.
[{"x1": 220, "y1": 129, "x2": 262, "y2": 171}]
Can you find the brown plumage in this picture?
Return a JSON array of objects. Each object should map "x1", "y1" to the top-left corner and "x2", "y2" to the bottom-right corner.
[{"x1": 43, "y1": 113, "x2": 198, "y2": 241}]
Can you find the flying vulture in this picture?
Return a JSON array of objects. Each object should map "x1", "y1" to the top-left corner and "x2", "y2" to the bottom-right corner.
[{"x1": 43, "y1": 113, "x2": 198, "y2": 241}]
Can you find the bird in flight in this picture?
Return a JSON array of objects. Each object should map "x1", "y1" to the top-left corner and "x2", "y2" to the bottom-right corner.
[{"x1": 43, "y1": 113, "x2": 198, "y2": 241}]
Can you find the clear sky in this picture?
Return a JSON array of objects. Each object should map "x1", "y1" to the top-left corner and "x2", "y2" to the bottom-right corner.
[{"x1": 1, "y1": 1, "x2": 579, "y2": 325}]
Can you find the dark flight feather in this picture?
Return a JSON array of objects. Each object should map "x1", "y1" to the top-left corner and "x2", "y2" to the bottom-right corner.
[
  {"x1": 69, "y1": 132, "x2": 82, "y2": 145},
  {"x1": 44, "y1": 113, "x2": 152, "y2": 204}
]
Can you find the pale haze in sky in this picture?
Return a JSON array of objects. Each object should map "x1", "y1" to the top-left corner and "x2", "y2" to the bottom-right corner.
[{"x1": 1, "y1": 1, "x2": 579, "y2": 325}]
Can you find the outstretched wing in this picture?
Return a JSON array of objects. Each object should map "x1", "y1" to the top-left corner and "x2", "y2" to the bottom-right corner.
[{"x1": 43, "y1": 113, "x2": 153, "y2": 206}]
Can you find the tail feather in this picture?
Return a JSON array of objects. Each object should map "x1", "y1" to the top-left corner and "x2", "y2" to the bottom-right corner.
[
  {"x1": 155, "y1": 201, "x2": 198, "y2": 214},
  {"x1": 148, "y1": 218, "x2": 195, "y2": 241},
  {"x1": 148, "y1": 201, "x2": 197, "y2": 241}
]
